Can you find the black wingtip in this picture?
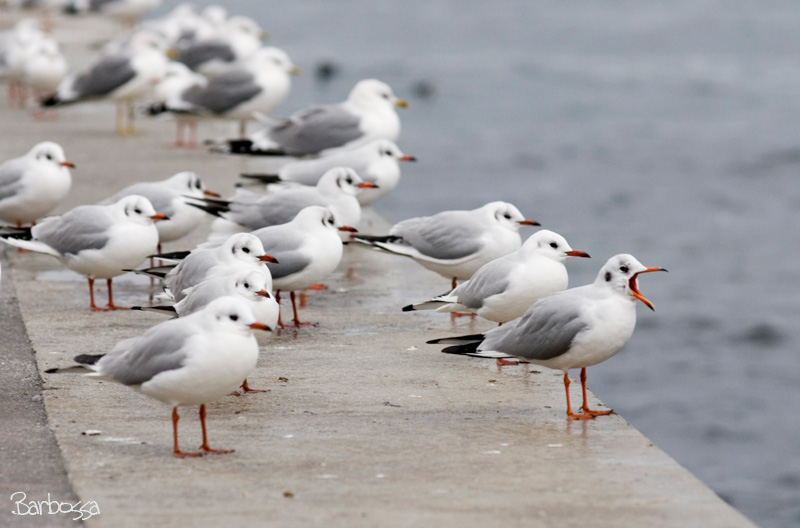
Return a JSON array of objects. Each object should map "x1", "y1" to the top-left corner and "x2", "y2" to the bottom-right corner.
[
  {"x1": 73, "y1": 353, "x2": 105, "y2": 366},
  {"x1": 240, "y1": 173, "x2": 282, "y2": 184},
  {"x1": 401, "y1": 304, "x2": 415, "y2": 312}
]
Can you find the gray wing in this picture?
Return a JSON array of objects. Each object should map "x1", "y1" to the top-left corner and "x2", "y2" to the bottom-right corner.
[
  {"x1": 482, "y1": 292, "x2": 589, "y2": 361},
  {"x1": 97, "y1": 322, "x2": 192, "y2": 386},
  {"x1": 32, "y1": 207, "x2": 112, "y2": 256},
  {"x1": 70, "y1": 54, "x2": 137, "y2": 99},
  {"x1": 391, "y1": 212, "x2": 484, "y2": 261},
  {"x1": 228, "y1": 190, "x2": 326, "y2": 230},
  {"x1": 0, "y1": 159, "x2": 24, "y2": 203},
  {"x1": 255, "y1": 229, "x2": 309, "y2": 280},
  {"x1": 454, "y1": 259, "x2": 513, "y2": 310},
  {"x1": 177, "y1": 41, "x2": 235, "y2": 71},
  {"x1": 182, "y1": 70, "x2": 261, "y2": 114},
  {"x1": 266, "y1": 104, "x2": 364, "y2": 155}
]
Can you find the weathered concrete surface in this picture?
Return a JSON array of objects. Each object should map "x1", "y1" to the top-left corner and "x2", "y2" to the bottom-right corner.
[{"x1": 0, "y1": 12, "x2": 757, "y2": 528}]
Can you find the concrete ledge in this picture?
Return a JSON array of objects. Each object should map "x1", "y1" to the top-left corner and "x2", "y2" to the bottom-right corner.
[{"x1": 0, "y1": 12, "x2": 756, "y2": 528}]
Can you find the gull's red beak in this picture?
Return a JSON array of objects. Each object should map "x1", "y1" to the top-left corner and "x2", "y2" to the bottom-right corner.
[
  {"x1": 256, "y1": 289, "x2": 269, "y2": 298},
  {"x1": 150, "y1": 213, "x2": 169, "y2": 221},
  {"x1": 249, "y1": 322, "x2": 272, "y2": 332},
  {"x1": 566, "y1": 249, "x2": 591, "y2": 258},
  {"x1": 204, "y1": 190, "x2": 221, "y2": 197},
  {"x1": 338, "y1": 225, "x2": 358, "y2": 233},
  {"x1": 399, "y1": 154, "x2": 416, "y2": 162},
  {"x1": 629, "y1": 267, "x2": 668, "y2": 311},
  {"x1": 518, "y1": 219, "x2": 540, "y2": 226},
  {"x1": 61, "y1": 161, "x2": 75, "y2": 168},
  {"x1": 357, "y1": 181, "x2": 378, "y2": 189},
  {"x1": 258, "y1": 254, "x2": 279, "y2": 263}
]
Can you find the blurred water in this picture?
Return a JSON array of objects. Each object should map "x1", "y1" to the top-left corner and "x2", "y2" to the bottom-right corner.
[{"x1": 156, "y1": 1, "x2": 800, "y2": 526}]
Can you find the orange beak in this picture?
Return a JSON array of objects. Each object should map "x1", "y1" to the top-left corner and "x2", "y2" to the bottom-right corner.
[
  {"x1": 338, "y1": 225, "x2": 358, "y2": 233},
  {"x1": 629, "y1": 267, "x2": 668, "y2": 311},
  {"x1": 61, "y1": 161, "x2": 75, "y2": 168},
  {"x1": 204, "y1": 190, "x2": 221, "y2": 197},
  {"x1": 256, "y1": 289, "x2": 269, "y2": 297},
  {"x1": 399, "y1": 154, "x2": 416, "y2": 162},
  {"x1": 249, "y1": 322, "x2": 272, "y2": 332},
  {"x1": 566, "y1": 249, "x2": 591, "y2": 258},
  {"x1": 357, "y1": 181, "x2": 378, "y2": 189},
  {"x1": 518, "y1": 219, "x2": 540, "y2": 226},
  {"x1": 258, "y1": 254, "x2": 279, "y2": 263},
  {"x1": 150, "y1": 213, "x2": 169, "y2": 221}
]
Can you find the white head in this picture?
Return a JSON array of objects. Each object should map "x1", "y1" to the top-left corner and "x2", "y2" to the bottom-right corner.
[
  {"x1": 166, "y1": 171, "x2": 218, "y2": 199},
  {"x1": 248, "y1": 46, "x2": 299, "y2": 75},
  {"x1": 232, "y1": 269, "x2": 273, "y2": 302},
  {"x1": 200, "y1": 295, "x2": 270, "y2": 334},
  {"x1": 348, "y1": 79, "x2": 408, "y2": 111},
  {"x1": 521, "y1": 229, "x2": 591, "y2": 262},
  {"x1": 221, "y1": 233, "x2": 277, "y2": 264},
  {"x1": 28, "y1": 142, "x2": 73, "y2": 169},
  {"x1": 480, "y1": 201, "x2": 539, "y2": 232},
  {"x1": 115, "y1": 195, "x2": 166, "y2": 225},
  {"x1": 316, "y1": 167, "x2": 375, "y2": 197},
  {"x1": 594, "y1": 254, "x2": 667, "y2": 311}
]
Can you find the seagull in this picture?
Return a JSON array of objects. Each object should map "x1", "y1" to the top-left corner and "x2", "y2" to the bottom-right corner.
[
  {"x1": 247, "y1": 205, "x2": 356, "y2": 327},
  {"x1": 238, "y1": 139, "x2": 416, "y2": 206},
  {"x1": 169, "y1": 15, "x2": 266, "y2": 76},
  {"x1": 193, "y1": 167, "x2": 374, "y2": 244},
  {"x1": 41, "y1": 30, "x2": 168, "y2": 135},
  {"x1": 101, "y1": 171, "x2": 219, "y2": 252},
  {"x1": 149, "y1": 46, "x2": 299, "y2": 138},
  {"x1": 0, "y1": 195, "x2": 166, "y2": 310},
  {"x1": 21, "y1": 36, "x2": 68, "y2": 116},
  {"x1": 158, "y1": 232, "x2": 277, "y2": 303},
  {"x1": 403, "y1": 230, "x2": 591, "y2": 323},
  {"x1": 352, "y1": 201, "x2": 539, "y2": 288},
  {"x1": 46, "y1": 296, "x2": 270, "y2": 457},
  {"x1": 225, "y1": 78, "x2": 407, "y2": 156},
  {"x1": 0, "y1": 141, "x2": 74, "y2": 227},
  {"x1": 1, "y1": 18, "x2": 44, "y2": 108},
  {"x1": 150, "y1": 61, "x2": 207, "y2": 147},
  {"x1": 427, "y1": 254, "x2": 667, "y2": 420}
]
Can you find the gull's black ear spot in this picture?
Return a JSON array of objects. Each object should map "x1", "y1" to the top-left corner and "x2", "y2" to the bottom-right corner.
[{"x1": 605, "y1": 271, "x2": 612, "y2": 282}]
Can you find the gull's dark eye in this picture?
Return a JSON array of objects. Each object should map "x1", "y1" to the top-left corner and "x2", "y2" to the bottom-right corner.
[
  {"x1": 345, "y1": 177, "x2": 353, "y2": 185},
  {"x1": 46, "y1": 154, "x2": 53, "y2": 160},
  {"x1": 242, "y1": 247, "x2": 251, "y2": 254},
  {"x1": 382, "y1": 93, "x2": 390, "y2": 99},
  {"x1": 385, "y1": 150, "x2": 393, "y2": 156},
  {"x1": 620, "y1": 265, "x2": 629, "y2": 273},
  {"x1": 243, "y1": 282, "x2": 250, "y2": 289},
  {"x1": 503, "y1": 213, "x2": 512, "y2": 220},
  {"x1": 134, "y1": 208, "x2": 142, "y2": 214},
  {"x1": 550, "y1": 242, "x2": 558, "y2": 249},
  {"x1": 229, "y1": 314, "x2": 239, "y2": 322}
]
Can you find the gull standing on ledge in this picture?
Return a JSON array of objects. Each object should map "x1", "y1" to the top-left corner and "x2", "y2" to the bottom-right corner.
[
  {"x1": 352, "y1": 201, "x2": 539, "y2": 289},
  {"x1": 0, "y1": 195, "x2": 166, "y2": 310},
  {"x1": 0, "y1": 141, "x2": 74, "y2": 227},
  {"x1": 225, "y1": 79, "x2": 407, "y2": 156},
  {"x1": 42, "y1": 31, "x2": 168, "y2": 135},
  {"x1": 428, "y1": 254, "x2": 667, "y2": 420},
  {"x1": 46, "y1": 296, "x2": 269, "y2": 457}
]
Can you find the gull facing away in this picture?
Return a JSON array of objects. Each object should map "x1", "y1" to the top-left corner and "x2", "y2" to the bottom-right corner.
[
  {"x1": 41, "y1": 30, "x2": 168, "y2": 135},
  {"x1": 403, "y1": 230, "x2": 591, "y2": 323},
  {"x1": 46, "y1": 296, "x2": 270, "y2": 457},
  {"x1": 428, "y1": 254, "x2": 667, "y2": 420},
  {"x1": 238, "y1": 139, "x2": 416, "y2": 206},
  {"x1": 192, "y1": 167, "x2": 374, "y2": 244},
  {"x1": 224, "y1": 79, "x2": 408, "y2": 156},
  {"x1": 0, "y1": 195, "x2": 166, "y2": 310},
  {"x1": 352, "y1": 201, "x2": 539, "y2": 288},
  {"x1": 101, "y1": 171, "x2": 220, "y2": 251},
  {"x1": 0, "y1": 141, "x2": 74, "y2": 227}
]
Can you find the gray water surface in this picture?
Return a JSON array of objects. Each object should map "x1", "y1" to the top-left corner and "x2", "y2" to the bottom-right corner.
[{"x1": 155, "y1": 2, "x2": 800, "y2": 526}]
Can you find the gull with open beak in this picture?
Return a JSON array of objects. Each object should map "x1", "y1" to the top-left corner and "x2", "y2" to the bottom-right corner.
[{"x1": 428, "y1": 254, "x2": 667, "y2": 420}]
